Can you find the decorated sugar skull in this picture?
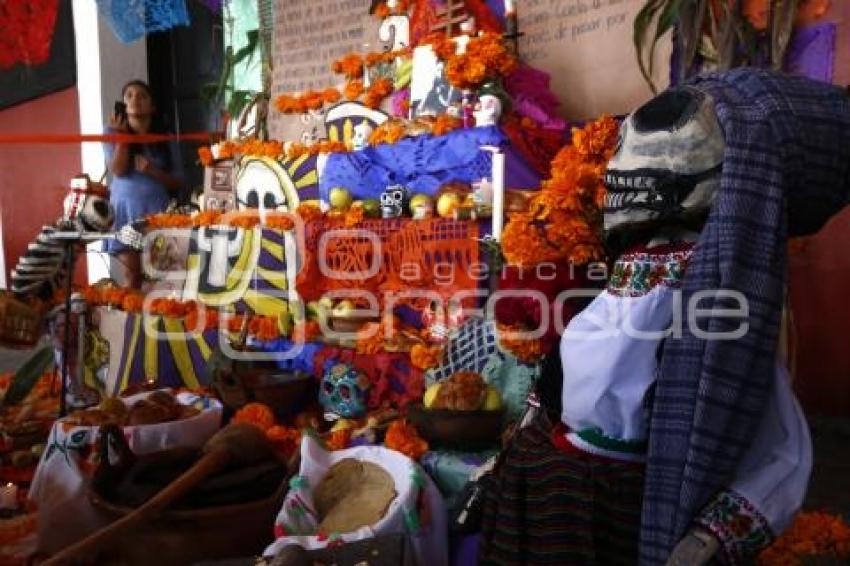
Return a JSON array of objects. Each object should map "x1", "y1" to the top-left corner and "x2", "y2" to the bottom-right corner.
[
  {"x1": 319, "y1": 362, "x2": 372, "y2": 419},
  {"x1": 351, "y1": 121, "x2": 374, "y2": 151},
  {"x1": 603, "y1": 87, "x2": 724, "y2": 234},
  {"x1": 62, "y1": 175, "x2": 114, "y2": 232},
  {"x1": 380, "y1": 184, "x2": 410, "y2": 219},
  {"x1": 474, "y1": 94, "x2": 503, "y2": 127}
]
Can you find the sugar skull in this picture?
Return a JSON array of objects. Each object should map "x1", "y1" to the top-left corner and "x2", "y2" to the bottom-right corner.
[
  {"x1": 319, "y1": 362, "x2": 371, "y2": 419},
  {"x1": 603, "y1": 86, "x2": 724, "y2": 234},
  {"x1": 351, "y1": 121, "x2": 374, "y2": 151},
  {"x1": 380, "y1": 184, "x2": 410, "y2": 219}
]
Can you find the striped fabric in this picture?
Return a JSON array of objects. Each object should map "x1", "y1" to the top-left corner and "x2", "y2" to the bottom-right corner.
[
  {"x1": 641, "y1": 69, "x2": 850, "y2": 564},
  {"x1": 480, "y1": 415, "x2": 644, "y2": 565}
]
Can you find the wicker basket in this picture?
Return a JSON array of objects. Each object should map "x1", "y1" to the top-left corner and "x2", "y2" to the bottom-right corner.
[{"x1": 0, "y1": 294, "x2": 42, "y2": 349}]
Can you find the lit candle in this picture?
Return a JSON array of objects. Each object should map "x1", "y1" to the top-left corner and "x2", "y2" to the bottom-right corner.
[
  {"x1": 504, "y1": 0, "x2": 515, "y2": 16},
  {"x1": 0, "y1": 483, "x2": 18, "y2": 510},
  {"x1": 482, "y1": 146, "x2": 506, "y2": 240}
]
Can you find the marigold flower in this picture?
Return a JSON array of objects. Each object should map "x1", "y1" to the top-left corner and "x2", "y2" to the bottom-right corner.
[
  {"x1": 232, "y1": 402, "x2": 276, "y2": 432},
  {"x1": 198, "y1": 146, "x2": 214, "y2": 167},
  {"x1": 384, "y1": 419, "x2": 428, "y2": 460}
]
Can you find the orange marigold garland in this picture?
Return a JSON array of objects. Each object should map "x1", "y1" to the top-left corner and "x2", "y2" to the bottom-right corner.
[
  {"x1": 759, "y1": 512, "x2": 850, "y2": 565},
  {"x1": 384, "y1": 419, "x2": 428, "y2": 460},
  {"x1": 410, "y1": 343, "x2": 443, "y2": 370},
  {"x1": 497, "y1": 323, "x2": 546, "y2": 363},
  {"x1": 332, "y1": 53, "x2": 364, "y2": 80},
  {"x1": 501, "y1": 114, "x2": 619, "y2": 267},
  {"x1": 423, "y1": 32, "x2": 517, "y2": 90},
  {"x1": 232, "y1": 402, "x2": 276, "y2": 432}
]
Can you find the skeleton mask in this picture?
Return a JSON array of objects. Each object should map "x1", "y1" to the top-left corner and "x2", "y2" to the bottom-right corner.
[
  {"x1": 351, "y1": 122, "x2": 373, "y2": 151},
  {"x1": 319, "y1": 362, "x2": 371, "y2": 419},
  {"x1": 603, "y1": 87, "x2": 724, "y2": 234},
  {"x1": 380, "y1": 184, "x2": 410, "y2": 218},
  {"x1": 63, "y1": 176, "x2": 114, "y2": 232},
  {"x1": 474, "y1": 94, "x2": 502, "y2": 127}
]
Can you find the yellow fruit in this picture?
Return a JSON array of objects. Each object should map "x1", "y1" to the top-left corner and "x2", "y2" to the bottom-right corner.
[
  {"x1": 409, "y1": 193, "x2": 433, "y2": 217},
  {"x1": 423, "y1": 383, "x2": 442, "y2": 408},
  {"x1": 483, "y1": 386, "x2": 502, "y2": 411},
  {"x1": 329, "y1": 187, "x2": 353, "y2": 211},
  {"x1": 436, "y1": 193, "x2": 462, "y2": 218}
]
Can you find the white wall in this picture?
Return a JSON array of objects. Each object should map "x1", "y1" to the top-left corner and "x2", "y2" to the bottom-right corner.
[{"x1": 72, "y1": 0, "x2": 148, "y2": 283}]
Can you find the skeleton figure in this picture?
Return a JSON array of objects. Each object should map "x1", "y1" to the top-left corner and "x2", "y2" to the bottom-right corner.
[
  {"x1": 380, "y1": 184, "x2": 410, "y2": 218},
  {"x1": 351, "y1": 121, "x2": 374, "y2": 151},
  {"x1": 319, "y1": 362, "x2": 372, "y2": 419},
  {"x1": 603, "y1": 87, "x2": 724, "y2": 234},
  {"x1": 11, "y1": 176, "x2": 115, "y2": 297},
  {"x1": 473, "y1": 94, "x2": 503, "y2": 127}
]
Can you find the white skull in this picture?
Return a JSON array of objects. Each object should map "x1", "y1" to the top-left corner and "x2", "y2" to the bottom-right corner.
[
  {"x1": 604, "y1": 87, "x2": 724, "y2": 234},
  {"x1": 380, "y1": 184, "x2": 410, "y2": 218},
  {"x1": 474, "y1": 94, "x2": 502, "y2": 127},
  {"x1": 63, "y1": 177, "x2": 114, "y2": 232},
  {"x1": 352, "y1": 122, "x2": 373, "y2": 151}
]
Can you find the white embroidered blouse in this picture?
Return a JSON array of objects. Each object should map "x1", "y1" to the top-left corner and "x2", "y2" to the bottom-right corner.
[{"x1": 559, "y1": 243, "x2": 811, "y2": 555}]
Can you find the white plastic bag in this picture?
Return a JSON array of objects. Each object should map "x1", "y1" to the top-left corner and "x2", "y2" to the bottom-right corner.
[{"x1": 28, "y1": 390, "x2": 222, "y2": 553}]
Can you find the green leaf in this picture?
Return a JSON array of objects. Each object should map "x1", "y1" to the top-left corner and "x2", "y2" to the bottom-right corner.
[
  {"x1": 233, "y1": 30, "x2": 260, "y2": 65},
  {"x1": 2, "y1": 346, "x2": 54, "y2": 406},
  {"x1": 634, "y1": 0, "x2": 666, "y2": 93},
  {"x1": 649, "y1": 0, "x2": 683, "y2": 78}
]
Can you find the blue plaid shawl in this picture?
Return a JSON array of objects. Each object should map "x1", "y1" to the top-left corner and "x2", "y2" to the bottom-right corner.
[{"x1": 641, "y1": 69, "x2": 850, "y2": 564}]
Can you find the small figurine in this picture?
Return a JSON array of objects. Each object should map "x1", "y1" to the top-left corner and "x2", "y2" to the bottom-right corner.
[
  {"x1": 473, "y1": 94, "x2": 503, "y2": 128},
  {"x1": 319, "y1": 361, "x2": 372, "y2": 420},
  {"x1": 351, "y1": 121, "x2": 374, "y2": 151},
  {"x1": 380, "y1": 184, "x2": 411, "y2": 218}
]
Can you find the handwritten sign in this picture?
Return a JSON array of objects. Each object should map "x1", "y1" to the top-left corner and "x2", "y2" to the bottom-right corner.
[
  {"x1": 518, "y1": 0, "x2": 672, "y2": 120},
  {"x1": 270, "y1": 0, "x2": 380, "y2": 140}
]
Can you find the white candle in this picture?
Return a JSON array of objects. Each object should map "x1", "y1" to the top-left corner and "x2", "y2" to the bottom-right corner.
[
  {"x1": 482, "y1": 146, "x2": 506, "y2": 240},
  {"x1": 504, "y1": 0, "x2": 515, "y2": 16},
  {"x1": 0, "y1": 483, "x2": 18, "y2": 510}
]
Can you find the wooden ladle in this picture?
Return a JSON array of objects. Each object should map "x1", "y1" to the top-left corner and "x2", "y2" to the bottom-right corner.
[{"x1": 43, "y1": 423, "x2": 278, "y2": 565}]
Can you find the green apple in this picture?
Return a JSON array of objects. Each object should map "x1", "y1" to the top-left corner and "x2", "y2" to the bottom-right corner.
[{"x1": 362, "y1": 198, "x2": 381, "y2": 218}]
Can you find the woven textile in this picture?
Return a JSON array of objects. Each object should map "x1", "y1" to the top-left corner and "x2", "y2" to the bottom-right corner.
[
  {"x1": 96, "y1": 0, "x2": 190, "y2": 43},
  {"x1": 640, "y1": 69, "x2": 850, "y2": 564},
  {"x1": 480, "y1": 414, "x2": 644, "y2": 565}
]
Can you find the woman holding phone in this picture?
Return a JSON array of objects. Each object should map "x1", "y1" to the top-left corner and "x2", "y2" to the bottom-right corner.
[{"x1": 105, "y1": 80, "x2": 184, "y2": 289}]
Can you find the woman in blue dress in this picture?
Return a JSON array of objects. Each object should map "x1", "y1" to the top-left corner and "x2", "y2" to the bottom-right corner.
[{"x1": 105, "y1": 80, "x2": 184, "y2": 289}]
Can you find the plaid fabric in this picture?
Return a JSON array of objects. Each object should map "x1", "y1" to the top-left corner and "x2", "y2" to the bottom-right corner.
[
  {"x1": 641, "y1": 69, "x2": 850, "y2": 564},
  {"x1": 480, "y1": 415, "x2": 645, "y2": 565},
  {"x1": 427, "y1": 317, "x2": 498, "y2": 383}
]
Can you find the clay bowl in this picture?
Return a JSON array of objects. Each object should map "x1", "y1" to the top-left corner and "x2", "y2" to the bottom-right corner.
[
  {"x1": 407, "y1": 404, "x2": 505, "y2": 450},
  {"x1": 88, "y1": 477, "x2": 287, "y2": 566}
]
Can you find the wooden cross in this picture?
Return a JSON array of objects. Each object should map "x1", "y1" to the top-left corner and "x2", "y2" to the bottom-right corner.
[{"x1": 430, "y1": 0, "x2": 469, "y2": 37}]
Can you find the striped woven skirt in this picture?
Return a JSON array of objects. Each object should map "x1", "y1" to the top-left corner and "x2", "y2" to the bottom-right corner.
[{"x1": 479, "y1": 413, "x2": 645, "y2": 565}]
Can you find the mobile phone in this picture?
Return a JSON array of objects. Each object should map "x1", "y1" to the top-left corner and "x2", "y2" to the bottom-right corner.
[{"x1": 114, "y1": 101, "x2": 127, "y2": 119}]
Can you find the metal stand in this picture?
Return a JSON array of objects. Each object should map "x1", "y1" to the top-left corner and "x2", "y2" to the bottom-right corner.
[{"x1": 51, "y1": 230, "x2": 114, "y2": 417}]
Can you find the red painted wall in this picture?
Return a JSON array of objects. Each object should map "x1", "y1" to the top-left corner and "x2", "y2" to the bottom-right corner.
[
  {"x1": 0, "y1": 87, "x2": 86, "y2": 287},
  {"x1": 790, "y1": 207, "x2": 850, "y2": 417}
]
